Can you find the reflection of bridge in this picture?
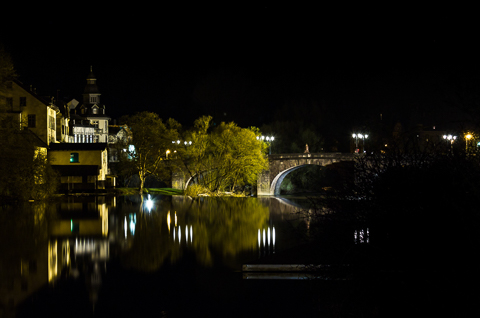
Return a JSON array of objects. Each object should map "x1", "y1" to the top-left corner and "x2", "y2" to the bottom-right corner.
[{"x1": 257, "y1": 153, "x2": 355, "y2": 196}]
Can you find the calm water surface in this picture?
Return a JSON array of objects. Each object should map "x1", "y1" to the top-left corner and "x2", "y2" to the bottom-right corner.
[{"x1": 1, "y1": 195, "x2": 323, "y2": 317}]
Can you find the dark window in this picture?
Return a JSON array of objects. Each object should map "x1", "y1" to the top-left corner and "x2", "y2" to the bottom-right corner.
[
  {"x1": 20, "y1": 97, "x2": 26, "y2": 106},
  {"x1": 70, "y1": 153, "x2": 79, "y2": 163},
  {"x1": 28, "y1": 114, "x2": 36, "y2": 128},
  {"x1": 6, "y1": 97, "x2": 13, "y2": 110}
]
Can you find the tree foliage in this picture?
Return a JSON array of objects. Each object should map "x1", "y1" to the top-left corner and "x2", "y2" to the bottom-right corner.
[
  {"x1": 118, "y1": 112, "x2": 180, "y2": 193},
  {"x1": 180, "y1": 116, "x2": 268, "y2": 193}
]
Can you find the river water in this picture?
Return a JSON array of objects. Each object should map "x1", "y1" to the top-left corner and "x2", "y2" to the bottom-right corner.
[
  {"x1": 2, "y1": 195, "x2": 337, "y2": 317},
  {"x1": 2, "y1": 194, "x2": 470, "y2": 317}
]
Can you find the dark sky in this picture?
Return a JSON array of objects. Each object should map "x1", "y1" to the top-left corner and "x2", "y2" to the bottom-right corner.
[{"x1": 2, "y1": 5, "x2": 478, "y2": 130}]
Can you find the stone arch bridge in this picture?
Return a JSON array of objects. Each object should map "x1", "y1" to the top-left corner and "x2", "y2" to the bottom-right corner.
[
  {"x1": 257, "y1": 153, "x2": 355, "y2": 196},
  {"x1": 171, "y1": 152, "x2": 355, "y2": 196}
]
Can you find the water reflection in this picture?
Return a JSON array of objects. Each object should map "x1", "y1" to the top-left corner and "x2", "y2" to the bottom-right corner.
[
  {"x1": 1, "y1": 195, "x2": 308, "y2": 315},
  {"x1": 119, "y1": 196, "x2": 272, "y2": 270},
  {"x1": 258, "y1": 226, "x2": 276, "y2": 257},
  {"x1": 354, "y1": 228, "x2": 370, "y2": 244}
]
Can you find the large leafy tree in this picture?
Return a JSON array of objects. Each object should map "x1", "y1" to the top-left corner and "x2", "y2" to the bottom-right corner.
[
  {"x1": 181, "y1": 116, "x2": 268, "y2": 193},
  {"x1": 119, "y1": 112, "x2": 180, "y2": 193}
]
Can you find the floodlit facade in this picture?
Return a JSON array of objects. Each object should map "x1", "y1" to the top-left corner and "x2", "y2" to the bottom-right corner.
[
  {"x1": 1, "y1": 79, "x2": 58, "y2": 145},
  {"x1": 69, "y1": 67, "x2": 110, "y2": 143},
  {"x1": 48, "y1": 143, "x2": 110, "y2": 190}
]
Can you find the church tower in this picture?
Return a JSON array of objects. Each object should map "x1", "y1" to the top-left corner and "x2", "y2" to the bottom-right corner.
[{"x1": 82, "y1": 66, "x2": 103, "y2": 115}]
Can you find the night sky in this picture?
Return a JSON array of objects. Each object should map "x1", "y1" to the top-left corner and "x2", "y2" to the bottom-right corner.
[{"x1": 2, "y1": 6, "x2": 478, "y2": 131}]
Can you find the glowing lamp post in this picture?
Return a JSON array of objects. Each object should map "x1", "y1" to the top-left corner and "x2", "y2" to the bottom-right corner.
[
  {"x1": 352, "y1": 133, "x2": 368, "y2": 153},
  {"x1": 465, "y1": 133, "x2": 473, "y2": 151},
  {"x1": 257, "y1": 136, "x2": 275, "y2": 154},
  {"x1": 443, "y1": 134, "x2": 457, "y2": 149},
  {"x1": 166, "y1": 149, "x2": 170, "y2": 159}
]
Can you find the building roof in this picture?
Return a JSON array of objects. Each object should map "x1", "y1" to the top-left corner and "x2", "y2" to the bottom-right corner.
[
  {"x1": 13, "y1": 79, "x2": 50, "y2": 105},
  {"x1": 49, "y1": 143, "x2": 108, "y2": 151}
]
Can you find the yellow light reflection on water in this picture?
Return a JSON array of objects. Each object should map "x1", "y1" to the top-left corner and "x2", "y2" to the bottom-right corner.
[
  {"x1": 48, "y1": 240, "x2": 58, "y2": 283},
  {"x1": 167, "y1": 211, "x2": 171, "y2": 233}
]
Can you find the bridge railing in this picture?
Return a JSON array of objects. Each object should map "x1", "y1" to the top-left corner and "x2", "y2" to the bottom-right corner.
[{"x1": 267, "y1": 152, "x2": 356, "y2": 160}]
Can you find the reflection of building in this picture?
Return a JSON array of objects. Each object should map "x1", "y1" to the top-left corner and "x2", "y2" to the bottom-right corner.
[{"x1": 48, "y1": 196, "x2": 112, "y2": 308}]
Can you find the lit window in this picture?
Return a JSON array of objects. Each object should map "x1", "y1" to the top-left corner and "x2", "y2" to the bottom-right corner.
[{"x1": 70, "y1": 153, "x2": 79, "y2": 163}]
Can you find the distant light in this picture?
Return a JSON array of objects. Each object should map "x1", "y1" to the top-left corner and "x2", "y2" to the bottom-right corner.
[{"x1": 352, "y1": 134, "x2": 356, "y2": 138}]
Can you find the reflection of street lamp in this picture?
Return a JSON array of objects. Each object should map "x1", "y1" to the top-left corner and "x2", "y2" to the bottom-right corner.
[{"x1": 257, "y1": 136, "x2": 275, "y2": 154}]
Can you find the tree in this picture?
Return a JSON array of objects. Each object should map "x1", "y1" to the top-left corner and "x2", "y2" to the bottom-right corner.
[
  {"x1": 119, "y1": 112, "x2": 180, "y2": 194},
  {"x1": 181, "y1": 116, "x2": 268, "y2": 193}
]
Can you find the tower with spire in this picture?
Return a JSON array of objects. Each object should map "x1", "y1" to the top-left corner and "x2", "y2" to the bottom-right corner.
[
  {"x1": 70, "y1": 66, "x2": 110, "y2": 143},
  {"x1": 81, "y1": 66, "x2": 104, "y2": 115}
]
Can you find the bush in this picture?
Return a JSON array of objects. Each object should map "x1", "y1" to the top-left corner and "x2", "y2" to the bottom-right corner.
[{"x1": 184, "y1": 184, "x2": 210, "y2": 197}]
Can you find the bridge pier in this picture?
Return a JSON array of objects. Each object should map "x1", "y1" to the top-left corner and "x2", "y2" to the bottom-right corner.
[
  {"x1": 257, "y1": 170, "x2": 272, "y2": 195},
  {"x1": 172, "y1": 170, "x2": 188, "y2": 190}
]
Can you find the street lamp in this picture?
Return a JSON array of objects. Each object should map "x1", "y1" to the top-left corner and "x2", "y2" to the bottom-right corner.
[
  {"x1": 465, "y1": 133, "x2": 473, "y2": 151},
  {"x1": 166, "y1": 149, "x2": 171, "y2": 159},
  {"x1": 352, "y1": 133, "x2": 368, "y2": 153},
  {"x1": 443, "y1": 134, "x2": 457, "y2": 149},
  {"x1": 257, "y1": 136, "x2": 275, "y2": 154}
]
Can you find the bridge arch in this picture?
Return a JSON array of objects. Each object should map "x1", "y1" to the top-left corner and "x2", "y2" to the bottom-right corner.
[
  {"x1": 257, "y1": 153, "x2": 355, "y2": 196},
  {"x1": 270, "y1": 164, "x2": 311, "y2": 196}
]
